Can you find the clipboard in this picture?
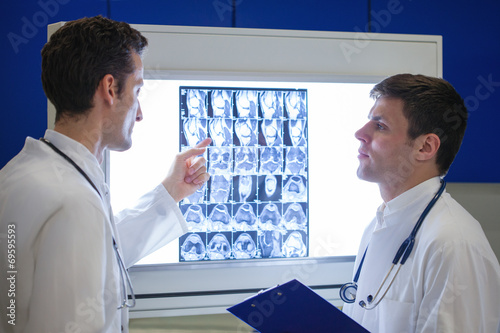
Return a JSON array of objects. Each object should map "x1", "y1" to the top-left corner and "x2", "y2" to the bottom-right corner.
[{"x1": 227, "y1": 279, "x2": 369, "y2": 333}]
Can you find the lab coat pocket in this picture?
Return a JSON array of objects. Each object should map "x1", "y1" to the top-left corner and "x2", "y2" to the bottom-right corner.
[{"x1": 378, "y1": 298, "x2": 415, "y2": 333}]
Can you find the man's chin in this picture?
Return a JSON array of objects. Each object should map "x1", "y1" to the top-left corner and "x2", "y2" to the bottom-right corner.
[
  {"x1": 356, "y1": 167, "x2": 366, "y2": 181},
  {"x1": 356, "y1": 167, "x2": 377, "y2": 183},
  {"x1": 110, "y1": 140, "x2": 132, "y2": 152}
]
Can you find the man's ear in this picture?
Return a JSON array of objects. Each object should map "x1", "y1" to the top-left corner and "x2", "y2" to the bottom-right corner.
[
  {"x1": 96, "y1": 74, "x2": 116, "y2": 106},
  {"x1": 415, "y1": 133, "x2": 441, "y2": 162}
]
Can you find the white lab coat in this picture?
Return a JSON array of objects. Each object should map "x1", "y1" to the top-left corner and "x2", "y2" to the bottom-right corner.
[
  {"x1": 343, "y1": 177, "x2": 500, "y2": 332},
  {"x1": 0, "y1": 130, "x2": 188, "y2": 333}
]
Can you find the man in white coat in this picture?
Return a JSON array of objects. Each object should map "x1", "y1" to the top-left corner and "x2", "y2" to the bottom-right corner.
[
  {"x1": 0, "y1": 16, "x2": 211, "y2": 332},
  {"x1": 343, "y1": 74, "x2": 500, "y2": 332}
]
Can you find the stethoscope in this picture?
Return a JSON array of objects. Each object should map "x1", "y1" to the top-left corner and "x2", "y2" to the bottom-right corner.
[
  {"x1": 340, "y1": 179, "x2": 446, "y2": 310},
  {"x1": 40, "y1": 137, "x2": 136, "y2": 310}
]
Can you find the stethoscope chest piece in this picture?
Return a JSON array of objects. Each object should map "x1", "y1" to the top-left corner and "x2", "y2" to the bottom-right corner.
[{"x1": 340, "y1": 282, "x2": 358, "y2": 303}]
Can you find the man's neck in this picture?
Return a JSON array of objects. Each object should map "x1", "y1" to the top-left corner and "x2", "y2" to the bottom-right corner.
[
  {"x1": 379, "y1": 171, "x2": 440, "y2": 203},
  {"x1": 53, "y1": 115, "x2": 105, "y2": 164}
]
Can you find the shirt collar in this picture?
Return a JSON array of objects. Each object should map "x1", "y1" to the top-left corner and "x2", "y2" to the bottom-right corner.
[
  {"x1": 377, "y1": 177, "x2": 442, "y2": 229},
  {"x1": 44, "y1": 129, "x2": 105, "y2": 190}
]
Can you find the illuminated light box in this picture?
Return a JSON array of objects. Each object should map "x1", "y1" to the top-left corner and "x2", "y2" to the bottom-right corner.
[{"x1": 109, "y1": 79, "x2": 380, "y2": 265}]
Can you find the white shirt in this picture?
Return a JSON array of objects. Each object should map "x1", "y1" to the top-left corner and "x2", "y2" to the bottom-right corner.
[
  {"x1": 343, "y1": 177, "x2": 500, "y2": 333},
  {"x1": 0, "y1": 130, "x2": 188, "y2": 332}
]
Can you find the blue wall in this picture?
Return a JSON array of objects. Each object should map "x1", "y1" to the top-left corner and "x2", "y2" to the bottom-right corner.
[{"x1": 2, "y1": 0, "x2": 499, "y2": 182}]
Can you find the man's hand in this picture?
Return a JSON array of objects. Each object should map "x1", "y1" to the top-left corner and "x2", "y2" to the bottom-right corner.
[{"x1": 161, "y1": 138, "x2": 211, "y2": 202}]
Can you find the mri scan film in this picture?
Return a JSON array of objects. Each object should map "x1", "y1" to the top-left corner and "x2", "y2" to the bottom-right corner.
[{"x1": 179, "y1": 87, "x2": 308, "y2": 261}]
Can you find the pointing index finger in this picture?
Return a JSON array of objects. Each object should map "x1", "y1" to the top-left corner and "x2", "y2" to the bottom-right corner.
[
  {"x1": 180, "y1": 138, "x2": 212, "y2": 161},
  {"x1": 194, "y1": 138, "x2": 212, "y2": 149}
]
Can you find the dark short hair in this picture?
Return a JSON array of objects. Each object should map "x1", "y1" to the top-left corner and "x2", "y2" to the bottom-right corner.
[
  {"x1": 370, "y1": 74, "x2": 468, "y2": 175},
  {"x1": 41, "y1": 15, "x2": 148, "y2": 121}
]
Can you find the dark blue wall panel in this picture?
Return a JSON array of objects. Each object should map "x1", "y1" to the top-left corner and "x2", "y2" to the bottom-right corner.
[
  {"x1": 110, "y1": 0, "x2": 235, "y2": 27},
  {"x1": 369, "y1": 0, "x2": 500, "y2": 181},
  {"x1": 234, "y1": 0, "x2": 367, "y2": 31},
  {"x1": 1, "y1": 0, "x2": 107, "y2": 170},
  {"x1": 1, "y1": 0, "x2": 499, "y2": 182}
]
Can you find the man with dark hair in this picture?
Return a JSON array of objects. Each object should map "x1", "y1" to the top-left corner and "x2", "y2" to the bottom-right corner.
[
  {"x1": 342, "y1": 74, "x2": 500, "y2": 332},
  {"x1": 0, "y1": 16, "x2": 210, "y2": 332},
  {"x1": 41, "y1": 15, "x2": 149, "y2": 123}
]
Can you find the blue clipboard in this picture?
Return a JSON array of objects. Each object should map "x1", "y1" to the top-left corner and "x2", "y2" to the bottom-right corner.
[{"x1": 227, "y1": 279, "x2": 369, "y2": 333}]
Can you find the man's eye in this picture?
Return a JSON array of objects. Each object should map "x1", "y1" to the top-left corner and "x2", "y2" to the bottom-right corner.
[{"x1": 376, "y1": 123, "x2": 385, "y2": 130}]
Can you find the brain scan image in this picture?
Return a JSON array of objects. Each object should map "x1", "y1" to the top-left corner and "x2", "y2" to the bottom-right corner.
[
  {"x1": 259, "y1": 203, "x2": 283, "y2": 230},
  {"x1": 209, "y1": 118, "x2": 233, "y2": 146},
  {"x1": 283, "y1": 231, "x2": 307, "y2": 257},
  {"x1": 261, "y1": 119, "x2": 282, "y2": 146},
  {"x1": 207, "y1": 233, "x2": 232, "y2": 260},
  {"x1": 180, "y1": 233, "x2": 206, "y2": 261},
  {"x1": 234, "y1": 147, "x2": 258, "y2": 174},
  {"x1": 285, "y1": 90, "x2": 306, "y2": 119},
  {"x1": 259, "y1": 91, "x2": 283, "y2": 119},
  {"x1": 209, "y1": 175, "x2": 231, "y2": 203},
  {"x1": 209, "y1": 147, "x2": 232, "y2": 174},
  {"x1": 283, "y1": 175, "x2": 307, "y2": 202},
  {"x1": 235, "y1": 90, "x2": 258, "y2": 118},
  {"x1": 260, "y1": 231, "x2": 283, "y2": 258},
  {"x1": 233, "y1": 232, "x2": 257, "y2": 259},
  {"x1": 211, "y1": 90, "x2": 233, "y2": 117},
  {"x1": 186, "y1": 89, "x2": 207, "y2": 118},
  {"x1": 232, "y1": 203, "x2": 257, "y2": 231},
  {"x1": 285, "y1": 147, "x2": 307, "y2": 175},
  {"x1": 183, "y1": 117, "x2": 207, "y2": 146},
  {"x1": 235, "y1": 118, "x2": 258, "y2": 146},
  {"x1": 183, "y1": 204, "x2": 207, "y2": 232},
  {"x1": 259, "y1": 147, "x2": 283, "y2": 174},
  {"x1": 288, "y1": 119, "x2": 307, "y2": 146},
  {"x1": 208, "y1": 204, "x2": 232, "y2": 231},
  {"x1": 283, "y1": 203, "x2": 307, "y2": 230},
  {"x1": 180, "y1": 87, "x2": 308, "y2": 262}
]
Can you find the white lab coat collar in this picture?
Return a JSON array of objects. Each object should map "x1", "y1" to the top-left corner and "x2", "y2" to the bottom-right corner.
[
  {"x1": 376, "y1": 177, "x2": 443, "y2": 230},
  {"x1": 44, "y1": 129, "x2": 105, "y2": 195}
]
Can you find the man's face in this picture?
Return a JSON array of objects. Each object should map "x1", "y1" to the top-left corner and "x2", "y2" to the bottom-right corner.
[
  {"x1": 105, "y1": 52, "x2": 144, "y2": 151},
  {"x1": 355, "y1": 96, "x2": 415, "y2": 186}
]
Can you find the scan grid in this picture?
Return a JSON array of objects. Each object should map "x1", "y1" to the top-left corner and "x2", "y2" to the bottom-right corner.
[{"x1": 178, "y1": 87, "x2": 308, "y2": 261}]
